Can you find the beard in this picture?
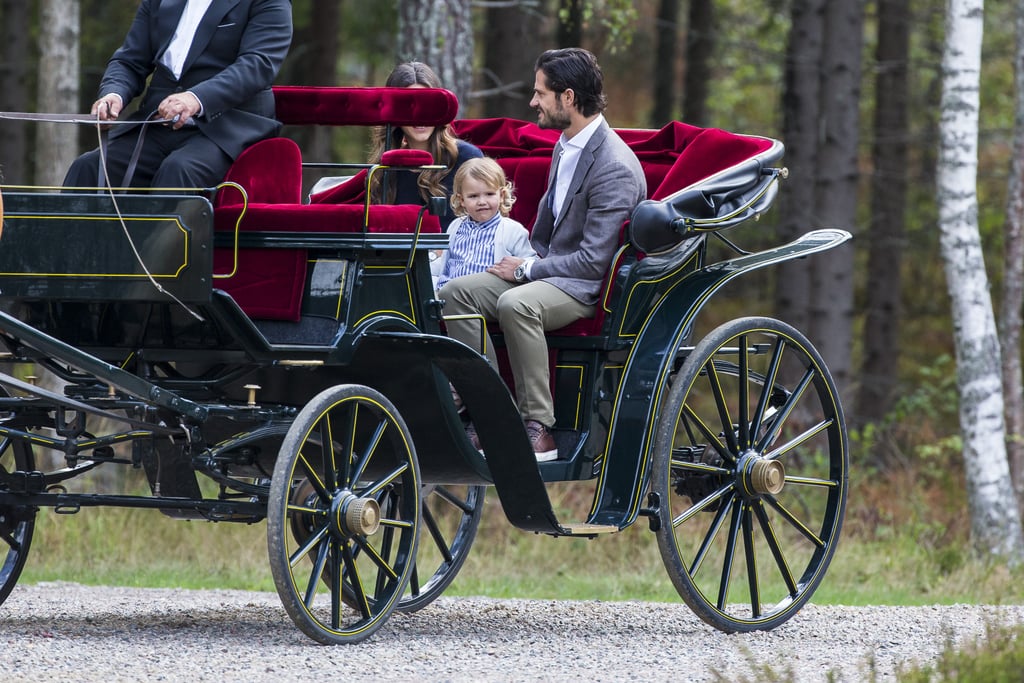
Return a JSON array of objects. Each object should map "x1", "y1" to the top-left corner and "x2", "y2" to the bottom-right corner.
[{"x1": 537, "y1": 103, "x2": 571, "y2": 130}]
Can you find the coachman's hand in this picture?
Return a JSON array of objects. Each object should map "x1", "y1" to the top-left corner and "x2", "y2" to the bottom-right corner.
[{"x1": 158, "y1": 92, "x2": 201, "y2": 129}]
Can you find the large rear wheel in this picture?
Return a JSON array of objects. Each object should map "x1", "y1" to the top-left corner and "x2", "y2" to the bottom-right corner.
[
  {"x1": 652, "y1": 317, "x2": 848, "y2": 632},
  {"x1": 0, "y1": 429, "x2": 35, "y2": 607},
  {"x1": 267, "y1": 384, "x2": 420, "y2": 644}
]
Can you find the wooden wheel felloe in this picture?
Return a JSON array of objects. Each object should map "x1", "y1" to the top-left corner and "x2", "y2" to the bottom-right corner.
[
  {"x1": 652, "y1": 317, "x2": 848, "y2": 632},
  {"x1": 0, "y1": 422, "x2": 36, "y2": 606},
  {"x1": 267, "y1": 384, "x2": 420, "y2": 644}
]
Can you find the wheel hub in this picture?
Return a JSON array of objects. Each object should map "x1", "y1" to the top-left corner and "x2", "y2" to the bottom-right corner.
[
  {"x1": 738, "y1": 452, "x2": 786, "y2": 497},
  {"x1": 332, "y1": 492, "x2": 381, "y2": 537}
]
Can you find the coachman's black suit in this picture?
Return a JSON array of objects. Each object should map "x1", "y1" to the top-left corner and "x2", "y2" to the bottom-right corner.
[{"x1": 64, "y1": 0, "x2": 292, "y2": 189}]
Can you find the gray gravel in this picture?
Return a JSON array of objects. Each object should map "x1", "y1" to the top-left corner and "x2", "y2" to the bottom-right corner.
[{"x1": 1, "y1": 582, "x2": 1022, "y2": 682}]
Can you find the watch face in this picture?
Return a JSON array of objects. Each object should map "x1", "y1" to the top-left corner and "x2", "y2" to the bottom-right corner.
[{"x1": 514, "y1": 265, "x2": 525, "y2": 281}]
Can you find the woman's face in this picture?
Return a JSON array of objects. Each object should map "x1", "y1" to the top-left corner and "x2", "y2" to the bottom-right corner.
[
  {"x1": 401, "y1": 124, "x2": 435, "y2": 150},
  {"x1": 401, "y1": 83, "x2": 434, "y2": 150}
]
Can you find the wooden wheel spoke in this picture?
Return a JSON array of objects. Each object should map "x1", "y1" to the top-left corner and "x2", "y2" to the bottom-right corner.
[
  {"x1": 421, "y1": 505, "x2": 455, "y2": 564},
  {"x1": 705, "y1": 358, "x2": 738, "y2": 455},
  {"x1": 672, "y1": 483, "x2": 734, "y2": 527},
  {"x1": 681, "y1": 404, "x2": 732, "y2": 463},
  {"x1": 318, "y1": 414, "x2": 337, "y2": 492},
  {"x1": 741, "y1": 504, "x2": 761, "y2": 618},
  {"x1": 350, "y1": 534, "x2": 400, "y2": 582},
  {"x1": 765, "y1": 419, "x2": 833, "y2": 461},
  {"x1": 303, "y1": 537, "x2": 331, "y2": 608},
  {"x1": 433, "y1": 485, "x2": 476, "y2": 514},
  {"x1": 717, "y1": 501, "x2": 743, "y2": 610},
  {"x1": 764, "y1": 495, "x2": 825, "y2": 548},
  {"x1": 295, "y1": 453, "x2": 330, "y2": 502},
  {"x1": 289, "y1": 523, "x2": 329, "y2": 568},
  {"x1": 357, "y1": 463, "x2": 410, "y2": 499},
  {"x1": 756, "y1": 366, "x2": 815, "y2": 452},
  {"x1": 751, "y1": 337, "x2": 786, "y2": 446},
  {"x1": 737, "y1": 335, "x2": 751, "y2": 449},
  {"x1": 753, "y1": 500, "x2": 798, "y2": 597},
  {"x1": 342, "y1": 541, "x2": 371, "y2": 619},
  {"x1": 685, "y1": 492, "x2": 735, "y2": 576},
  {"x1": 350, "y1": 418, "x2": 388, "y2": 487}
]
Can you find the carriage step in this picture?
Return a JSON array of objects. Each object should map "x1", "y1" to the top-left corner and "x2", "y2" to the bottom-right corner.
[{"x1": 561, "y1": 523, "x2": 619, "y2": 536}]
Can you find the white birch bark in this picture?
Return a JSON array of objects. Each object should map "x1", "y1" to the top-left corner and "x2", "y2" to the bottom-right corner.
[
  {"x1": 35, "y1": 0, "x2": 80, "y2": 185},
  {"x1": 937, "y1": 0, "x2": 1024, "y2": 561}
]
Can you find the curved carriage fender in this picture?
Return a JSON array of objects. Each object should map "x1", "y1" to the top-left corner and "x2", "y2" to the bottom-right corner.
[
  {"x1": 588, "y1": 228, "x2": 852, "y2": 529},
  {"x1": 350, "y1": 329, "x2": 569, "y2": 535}
]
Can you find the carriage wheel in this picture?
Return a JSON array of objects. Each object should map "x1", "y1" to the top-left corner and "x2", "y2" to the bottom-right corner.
[
  {"x1": 267, "y1": 384, "x2": 420, "y2": 644},
  {"x1": 652, "y1": 317, "x2": 848, "y2": 632},
  {"x1": 0, "y1": 431, "x2": 36, "y2": 607},
  {"x1": 397, "y1": 483, "x2": 485, "y2": 613}
]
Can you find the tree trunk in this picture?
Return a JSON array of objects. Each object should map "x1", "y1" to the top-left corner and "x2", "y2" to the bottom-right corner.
[
  {"x1": 36, "y1": 0, "x2": 80, "y2": 185},
  {"x1": 807, "y1": 0, "x2": 864, "y2": 399},
  {"x1": 0, "y1": 0, "x2": 32, "y2": 183},
  {"x1": 650, "y1": 0, "x2": 679, "y2": 126},
  {"x1": 283, "y1": 1, "x2": 340, "y2": 163},
  {"x1": 557, "y1": 0, "x2": 583, "y2": 47},
  {"x1": 682, "y1": 0, "x2": 714, "y2": 127},
  {"x1": 857, "y1": 0, "x2": 910, "y2": 437},
  {"x1": 397, "y1": 0, "x2": 474, "y2": 114},
  {"x1": 483, "y1": 1, "x2": 545, "y2": 119},
  {"x1": 1002, "y1": 0, "x2": 1024, "y2": 507},
  {"x1": 775, "y1": 0, "x2": 825, "y2": 334},
  {"x1": 938, "y1": 0, "x2": 1024, "y2": 562}
]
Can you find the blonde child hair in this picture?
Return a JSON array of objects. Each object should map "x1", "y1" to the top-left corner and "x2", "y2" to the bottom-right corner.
[{"x1": 450, "y1": 157, "x2": 516, "y2": 218}]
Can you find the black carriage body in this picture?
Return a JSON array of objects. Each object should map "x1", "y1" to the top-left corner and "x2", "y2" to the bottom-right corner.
[{"x1": 0, "y1": 87, "x2": 853, "y2": 641}]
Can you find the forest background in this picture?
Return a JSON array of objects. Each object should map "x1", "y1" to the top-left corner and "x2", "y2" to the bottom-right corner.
[{"x1": 1, "y1": 0, "x2": 1024, "y2": 582}]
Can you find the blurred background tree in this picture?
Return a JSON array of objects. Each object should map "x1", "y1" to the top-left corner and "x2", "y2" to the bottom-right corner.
[{"x1": 1, "y1": 0, "x2": 1022, "y2": 559}]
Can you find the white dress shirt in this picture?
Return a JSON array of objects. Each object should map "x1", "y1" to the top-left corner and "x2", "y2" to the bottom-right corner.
[{"x1": 161, "y1": 0, "x2": 215, "y2": 79}]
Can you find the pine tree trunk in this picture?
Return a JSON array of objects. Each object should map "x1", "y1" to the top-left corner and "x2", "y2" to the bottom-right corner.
[
  {"x1": 0, "y1": 0, "x2": 32, "y2": 183},
  {"x1": 807, "y1": 0, "x2": 864, "y2": 399},
  {"x1": 650, "y1": 0, "x2": 679, "y2": 126},
  {"x1": 36, "y1": 0, "x2": 80, "y2": 185},
  {"x1": 483, "y1": 1, "x2": 544, "y2": 120},
  {"x1": 857, "y1": 0, "x2": 910, "y2": 436},
  {"x1": 682, "y1": 0, "x2": 714, "y2": 128},
  {"x1": 397, "y1": 0, "x2": 474, "y2": 114},
  {"x1": 938, "y1": 0, "x2": 1024, "y2": 562},
  {"x1": 775, "y1": 0, "x2": 825, "y2": 334}
]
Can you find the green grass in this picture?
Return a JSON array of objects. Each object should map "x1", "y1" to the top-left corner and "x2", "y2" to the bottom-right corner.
[{"x1": 18, "y1": 491, "x2": 1024, "y2": 606}]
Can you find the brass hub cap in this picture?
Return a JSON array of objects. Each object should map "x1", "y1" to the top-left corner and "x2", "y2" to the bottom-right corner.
[
  {"x1": 748, "y1": 457, "x2": 786, "y2": 495},
  {"x1": 334, "y1": 494, "x2": 381, "y2": 536}
]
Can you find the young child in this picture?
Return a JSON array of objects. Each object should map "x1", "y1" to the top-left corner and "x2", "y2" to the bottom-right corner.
[{"x1": 431, "y1": 157, "x2": 536, "y2": 290}]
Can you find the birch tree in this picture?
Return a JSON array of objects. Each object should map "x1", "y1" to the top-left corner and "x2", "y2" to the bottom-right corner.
[
  {"x1": 937, "y1": 0, "x2": 1024, "y2": 561},
  {"x1": 36, "y1": 0, "x2": 80, "y2": 185},
  {"x1": 1000, "y1": 0, "x2": 1024, "y2": 507}
]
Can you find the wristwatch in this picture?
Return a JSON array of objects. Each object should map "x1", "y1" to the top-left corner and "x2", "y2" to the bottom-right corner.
[{"x1": 513, "y1": 263, "x2": 527, "y2": 282}]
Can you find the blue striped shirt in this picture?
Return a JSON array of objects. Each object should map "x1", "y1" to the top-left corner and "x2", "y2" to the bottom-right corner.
[{"x1": 438, "y1": 213, "x2": 502, "y2": 288}]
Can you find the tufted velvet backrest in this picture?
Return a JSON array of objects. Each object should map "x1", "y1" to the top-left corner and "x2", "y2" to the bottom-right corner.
[{"x1": 272, "y1": 86, "x2": 459, "y2": 127}]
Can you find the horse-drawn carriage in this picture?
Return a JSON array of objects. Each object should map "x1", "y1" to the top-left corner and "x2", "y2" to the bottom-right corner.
[{"x1": 0, "y1": 87, "x2": 850, "y2": 644}]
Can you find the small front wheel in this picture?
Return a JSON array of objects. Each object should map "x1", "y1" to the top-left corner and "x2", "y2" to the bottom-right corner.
[
  {"x1": 652, "y1": 317, "x2": 848, "y2": 632},
  {"x1": 267, "y1": 384, "x2": 421, "y2": 644},
  {"x1": 0, "y1": 432, "x2": 36, "y2": 606}
]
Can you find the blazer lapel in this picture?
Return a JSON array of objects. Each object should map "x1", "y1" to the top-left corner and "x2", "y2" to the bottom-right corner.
[
  {"x1": 553, "y1": 123, "x2": 606, "y2": 230},
  {"x1": 181, "y1": 0, "x2": 240, "y2": 75},
  {"x1": 155, "y1": 0, "x2": 188, "y2": 66}
]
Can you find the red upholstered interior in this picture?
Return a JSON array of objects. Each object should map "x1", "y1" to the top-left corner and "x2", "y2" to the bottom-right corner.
[
  {"x1": 450, "y1": 118, "x2": 774, "y2": 336},
  {"x1": 214, "y1": 87, "x2": 774, "y2": 327},
  {"x1": 272, "y1": 86, "x2": 458, "y2": 127}
]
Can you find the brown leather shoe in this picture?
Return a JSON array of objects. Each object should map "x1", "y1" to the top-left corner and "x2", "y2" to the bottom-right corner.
[{"x1": 524, "y1": 420, "x2": 557, "y2": 462}]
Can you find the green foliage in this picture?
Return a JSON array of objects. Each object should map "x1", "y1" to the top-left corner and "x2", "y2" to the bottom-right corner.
[
  {"x1": 896, "y1": 623, "x2": 1024, "y2": 683},
  {"x1": 559, "y1": 0, "x2": 640, "y2": 53}
]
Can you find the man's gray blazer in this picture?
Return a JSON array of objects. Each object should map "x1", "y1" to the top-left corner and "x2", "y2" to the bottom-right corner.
[{"x1": 529, "y1": 119, "x2": 647, "y2": 306}]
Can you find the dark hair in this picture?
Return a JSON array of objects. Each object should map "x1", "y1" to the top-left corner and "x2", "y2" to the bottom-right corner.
[
  {"x1": 369, "y1": 62, "x2": 459, "y2": 204},
  {"x1": 384, "y1": 61, "x2": 443, "y2": 89},
  {"x1": 534, "y1": 48, "x2": 607, "y2": 117}
]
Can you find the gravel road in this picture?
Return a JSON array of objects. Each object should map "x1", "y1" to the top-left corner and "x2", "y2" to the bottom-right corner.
[{"x1": 1, "y1": 583, "x2": 1021, "y2": 682}]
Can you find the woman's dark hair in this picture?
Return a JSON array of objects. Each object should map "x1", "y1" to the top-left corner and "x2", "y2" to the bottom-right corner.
[
  {"x1": 368, "y1": 61, "x2": 459, "y2": 204},
  {"x1": 534, "y1": 48, "x2": 607, "y2": 118}
]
